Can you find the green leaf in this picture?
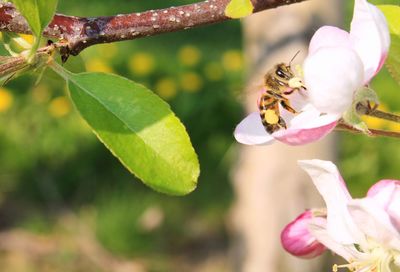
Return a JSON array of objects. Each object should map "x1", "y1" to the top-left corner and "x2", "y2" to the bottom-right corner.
[
  {"x1": 10, "y1": 0, "x2": 58, "y2": 60},
  {"x1": 63, "y1": 71, "x2": 199, "y2": 195},
  {"x1": 378, "y1": 5, "x2": 400, "y2": 86},
  {"x1": 385, "y1": 35, "x2": 400, "y2": 85},
  {"x1": 225, "y1": 0, "x2": 254, "y2": 19},
  {"x1": 11, "y1": 0, "x2": 58, "y2": 37}
]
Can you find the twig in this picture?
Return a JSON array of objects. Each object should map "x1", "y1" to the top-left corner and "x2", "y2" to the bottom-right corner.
[
  {"x1": 335, "y1": 122, "x2": 400, "y2": 139},
  {"x1": 0, "y1": 0, "x2": 308, "y2": 56},
  {"x1": 357, "y1": 103, "x2": 400, "y2": 123}
]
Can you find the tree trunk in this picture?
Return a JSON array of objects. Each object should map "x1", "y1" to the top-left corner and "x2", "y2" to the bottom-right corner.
[{"x1": 230, "y1": 2, "x2": 343, "y2": 271}]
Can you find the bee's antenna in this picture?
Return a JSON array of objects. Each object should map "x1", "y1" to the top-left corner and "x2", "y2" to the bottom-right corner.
[{"x1": 289, "y1": 50, "x2": 301, "y2": 67}]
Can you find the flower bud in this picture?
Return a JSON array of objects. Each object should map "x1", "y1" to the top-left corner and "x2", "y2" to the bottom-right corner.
[{"x1": 281, "y1": 210, "x2": 326, "y2": 259}]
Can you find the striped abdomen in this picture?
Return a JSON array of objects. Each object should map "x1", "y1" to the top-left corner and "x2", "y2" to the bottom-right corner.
[{"x1": 258, "y1": 91, "x2": 287, "y2": 134}]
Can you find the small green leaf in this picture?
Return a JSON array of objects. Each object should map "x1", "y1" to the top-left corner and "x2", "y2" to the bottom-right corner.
[
  {"x1": 386, "y1": 35, "x2": 400, "y2": 85},
  {"x1": 378, "y1": 5, "x2": 400, "y2": 86},
  {"x1": 225, "y1": 0, "x2": 254, "y2": 19},
  {"x1": 61, "y1": 71, "x2": 199, "y2": 195},
  {"x1": 11, "y1": 0, "x2": 58, "y2": 37},
  {"x1": 343, "y1": 109, "x2": 370, "y2": 133},
  {"x1": 10, "y1": 0, "x2": 58, "y2": 60},
  {"x1": 342, "y1": 87, "x2": 379, "y2": 134},
  {"x1": 1, "y1": 32, "x2": 31, "y2": 57}
]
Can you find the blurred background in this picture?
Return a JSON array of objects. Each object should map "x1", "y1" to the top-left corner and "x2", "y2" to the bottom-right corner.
[{"x1": 0, "y1": 0, "x2": 398, "y2": 271}]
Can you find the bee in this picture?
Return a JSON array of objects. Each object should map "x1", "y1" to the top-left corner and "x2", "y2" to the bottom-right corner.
[{"x1": 259, "y1": 52, "x2": 306, "y2": 134}]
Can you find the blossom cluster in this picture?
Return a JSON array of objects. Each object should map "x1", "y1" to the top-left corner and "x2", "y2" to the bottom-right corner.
[
  {"x1": 233, "y1": 0, "x2": 399, "y2": 270},
  {"x1": 281, "y1": 160, "x2": 400, "y2": 272}
]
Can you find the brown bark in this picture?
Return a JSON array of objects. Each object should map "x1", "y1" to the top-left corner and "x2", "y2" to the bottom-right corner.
[{"x1": 0, "y1": 0, "x2": 308, "y2": 56}]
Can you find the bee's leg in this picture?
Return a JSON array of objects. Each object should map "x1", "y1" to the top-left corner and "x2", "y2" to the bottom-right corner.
[
  {"x1": 283, "y1": 88, "x2": 295, "y2": 95},
  {"x1": 280, "y1": 99, "x2": 297, "y2": 114},
  {"x1": 278, "y1": 116, "x2": 287, "y2": 129},
  {"x1": 259, "y1": 94, "x2": 278, "y2": 111},
  {"x1": 266, "y1": 90, "x2": 284, "y2": 100},
  {"x1": 260, "y1": 102, "x2": 284, "y2": 134}
]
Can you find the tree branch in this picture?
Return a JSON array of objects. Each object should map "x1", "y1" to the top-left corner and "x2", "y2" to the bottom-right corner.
[{"x1": 0, "y1": 0, "x2": 308, "y2": 56}]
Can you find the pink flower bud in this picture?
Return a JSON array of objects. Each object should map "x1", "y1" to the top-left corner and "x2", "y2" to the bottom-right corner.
[{"x1": 281, "y1": 210, "x2": 326, "y2": 259}]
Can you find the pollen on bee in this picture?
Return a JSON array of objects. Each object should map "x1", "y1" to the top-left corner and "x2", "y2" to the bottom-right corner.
[
  {"x1": 288, "y1": 77, "x2": 303, "y2": 89},
  {"x1": 265, "y1": 109, "x2": 279, "y2": 124}
]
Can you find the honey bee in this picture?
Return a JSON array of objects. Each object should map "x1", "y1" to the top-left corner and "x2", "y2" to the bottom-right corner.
[{"x1": 259, "y1": 53, "x2": 306, "y2": 134}]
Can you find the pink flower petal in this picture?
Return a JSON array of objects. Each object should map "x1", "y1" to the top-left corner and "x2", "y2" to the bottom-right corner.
[
  {"x1": 298, "y1": 160, "x2": 364, "y2": 245},
  {"x1": 234, "y1": 112, "x2": 274, "y2": 145},
  {"x1": 274, "y1": 119, "x2": 337, "y2": 146},
  {"x1": 367, "y1": 179, "x2": 400, "y2": 207},
  {"x1": 274, "y1": 105, "x2": 338, "y2": 145},
  {"x1": 281, "y1": 210, "x2": 326, "y2": 259},
  {"x1": 303, "y1": 46, "x2": 364, "y2": 115},
  {"x1": 273, "y1": 104, "x2": 338, "y2": 145},
  {"x1": 388, "y1": 186, "x2": 400, "y2": 231},
  {"x1": 350, "y1": 0, "x2": 390, "y2": 83},
  {"x1": 234, "y1": 102, "x2": 339, "y2": 146},
  {"x1": 309, "y1": 26, "x2": 352, "y2": 55}
]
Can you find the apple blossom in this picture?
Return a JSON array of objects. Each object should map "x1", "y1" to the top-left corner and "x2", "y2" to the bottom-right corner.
[
  {"x1": 234, "y1": 0, "x2": 389, "y2": 146},
  {"x1": 282, "y1": 159, "x2": 400, "y2": 272},
  {"x1": 304, "y1": 0, "x2": 390, "y2": 116}
]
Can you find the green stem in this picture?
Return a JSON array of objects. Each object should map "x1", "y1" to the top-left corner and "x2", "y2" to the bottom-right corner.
[{"x1": 48, "y1": 59, "x2": 72, "y2": 81}]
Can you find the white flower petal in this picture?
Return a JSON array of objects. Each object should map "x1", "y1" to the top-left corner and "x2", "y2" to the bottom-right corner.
[
  {"x1": 367, "y1": 180, "x2": 400, "y2": 231},
  {"x1": 350, "y1": 0, "x2": 390, "y2": 83},
  {"x1": 287, "y1": 104, "x2": 339, "y2": 130},
  {"x1": 303, "y1": 47, "x2": 364, "y2": 115},
  {"x1": 308, "y1": 218, "x2": 362, "y2": 262},
  {"x1": 348, "y1": 198, "x2": 400, "y2": 251},
  {"x1": 234, "y1": 112, "x2": 274, "y2": 145},
  {"x1": 309, "y1": 26, "x2": 352, "y2": 55},
  {"x1": 298, "y1": 160, "x2": 364, "y2": 245}
]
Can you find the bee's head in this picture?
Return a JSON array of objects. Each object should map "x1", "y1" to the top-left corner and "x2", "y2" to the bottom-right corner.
[
  {"x1": 275, "y1": 63, "x2": 294, "y2": 81},
  {"x1": 275, "y1": 50, "x2": 300, "y2": 80}
]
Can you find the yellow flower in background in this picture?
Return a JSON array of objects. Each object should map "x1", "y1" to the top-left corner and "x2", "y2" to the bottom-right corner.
[
  {"x1": 85, "y1": 58, "x2": 113, "y2": 73},
  {"x1": 48, "y1": 97, "x2": 71, "y2": 118},
  {"x1": 222, "y1": 49, "x2": 243, "y2": 71},
  {"x1": 180, "y1": 72, "x2": 203, "y2": 93},
  {"x1": 361, "y1": 104, "x2": 389, "y2": 130},
  {"x1": 128, "y1": 52, "x2": 155, "y2": 76},
  {"x1": 31, "y1": 84, "x2": 51, "y2": 103},
  {"x1": 155, "y1": 77, "x2": 177, "y2": 100},
  {"x1": 389, "y1": 122, "x2": 400, "y2": 132},
  {"x1": 389, "y1": 113, "x2": 400, "y2": 132},
  {"x1": 204, "y1": 62, "x2": 224, "y2": 81},
  {"x1": 178, "y1": 45, "x2": 201, "y2": 67},
  {"x1": 0, "y1": 88, "x2": 13, "y2": 112},
  {"x1": 362, "y1": 115, "x2": 387, "y2": 130},
  {"x1": 20, "y1": 34, "x2": 34, "y2": 44}
]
